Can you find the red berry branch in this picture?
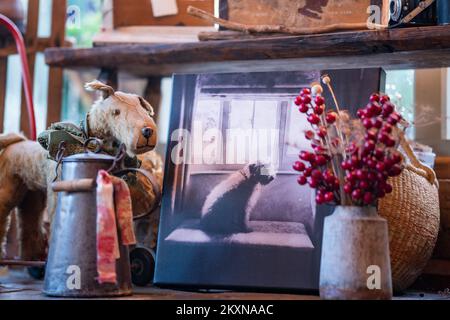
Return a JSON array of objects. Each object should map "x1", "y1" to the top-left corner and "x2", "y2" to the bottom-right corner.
[{"x1": 293, "y1": 76, "x2": 406, "y2": 207}]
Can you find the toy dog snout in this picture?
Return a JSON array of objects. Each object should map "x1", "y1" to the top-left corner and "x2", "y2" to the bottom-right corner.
[{"x1": 142, "y1": 127, "x2": 154, "y2": 139}]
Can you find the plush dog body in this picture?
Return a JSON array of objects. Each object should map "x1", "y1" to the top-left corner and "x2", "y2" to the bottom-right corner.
[
  {"x1": 0, "y1": 81, "x2": 162, "y2": 260},
  {"x1": 0, "y1": 136, "x2": 52, "y2": 259},
  {"x1": 200, "y1": 163, "x2": 275, "y2": 235}
]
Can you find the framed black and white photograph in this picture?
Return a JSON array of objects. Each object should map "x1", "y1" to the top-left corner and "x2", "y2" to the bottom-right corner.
[{"x1": 154, "y1": 71, "x2": 335, "y2": 291}]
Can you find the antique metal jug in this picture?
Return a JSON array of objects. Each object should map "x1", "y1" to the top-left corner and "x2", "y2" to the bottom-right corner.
[{"x1": 43, "y1": 140, "x2": 133, "y2": 298}]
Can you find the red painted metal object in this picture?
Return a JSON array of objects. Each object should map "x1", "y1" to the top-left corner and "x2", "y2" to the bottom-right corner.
[{"x1": 0, "y1": 13, "x2": 37, "y2": 140}]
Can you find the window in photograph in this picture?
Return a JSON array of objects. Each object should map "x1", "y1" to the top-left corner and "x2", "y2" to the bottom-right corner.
[
  {"x1": 226, "y1": 99, "x2": 279, "y2": 166},
  {"x1": 285, "y1": 97, "x2": 314, "y2": 157},
  {"x1": 192, "y1": 96, "x2": 291, "y2": 171},
  {"x1": 192, "y1": 99, "x2": 223, "y2": 165}
]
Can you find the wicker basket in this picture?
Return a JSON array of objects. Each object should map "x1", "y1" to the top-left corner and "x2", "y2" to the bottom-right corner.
[{"x1": 379, "y1": 134, "x2": 440, "y2": 292}]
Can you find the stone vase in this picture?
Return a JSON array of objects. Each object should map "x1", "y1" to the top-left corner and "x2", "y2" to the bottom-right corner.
[{"x1": 320, "y1": 206, "x2": 393, "y2": 300}]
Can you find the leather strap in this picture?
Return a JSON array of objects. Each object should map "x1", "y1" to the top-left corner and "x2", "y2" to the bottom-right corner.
[{"x1": 81, "y1": 112, "x2": 91, "y2": 139}]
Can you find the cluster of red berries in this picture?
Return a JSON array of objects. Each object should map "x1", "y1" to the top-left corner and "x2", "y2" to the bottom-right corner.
[
  {"x1": 293, "y1": 88, "x2": 339, "y2": 204},
  {"x1": 293, "y1": 87, "x2": 404, "y2": 206},
  {"x1": 342, "y1": 93, "x2": 403, "y2": 205}
]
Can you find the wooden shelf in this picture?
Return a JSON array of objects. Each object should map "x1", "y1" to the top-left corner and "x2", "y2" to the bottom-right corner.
[
  {"x1": 45, "y1": 25, "x2": 450, "y2": 76},
  {"x1": 1, "y1": 270, "x2": 449, "y2": 300},
  {"x1": 93, "y1": 26, "x2": 216, "y2": 46}
]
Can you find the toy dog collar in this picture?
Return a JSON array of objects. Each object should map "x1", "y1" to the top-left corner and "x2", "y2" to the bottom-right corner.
[{"x1": 81, "y1": 112, "x2": 91, "y2": 139}]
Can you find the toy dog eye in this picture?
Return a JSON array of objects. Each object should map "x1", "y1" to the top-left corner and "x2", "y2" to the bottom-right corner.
[{"x1": 112, "y1": 109, "x2": 121, "y2": 116}]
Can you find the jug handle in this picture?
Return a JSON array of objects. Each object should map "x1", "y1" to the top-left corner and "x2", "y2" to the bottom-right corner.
[{"x1": 52, "y1": 179, "x2": 95, "y2": 193}]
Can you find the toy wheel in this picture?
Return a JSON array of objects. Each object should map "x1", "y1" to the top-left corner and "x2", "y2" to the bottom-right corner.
[
  {"x1": 27, "y1": 265, "x2": 45, "y2": 280},
  {"x1": 130, "y1": 247, "x2": 155, "y2": 287}
]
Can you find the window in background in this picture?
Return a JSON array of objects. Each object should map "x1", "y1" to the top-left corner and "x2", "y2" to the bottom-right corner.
[
  {"x1": 158, "y1": 77, "x2": 173, "y2": 148},
  {"x1": 4, "y1": 55, "x2": 21, "y2": 133},
  {"x1": 444, "y1": 69, "x2": 450, "y2": 140},
  {"x1": 384, "y1": 69, "x2": 415, "y2": 138},
  {"x1": 3, "y1": 0, "x2": 52, "y2": 134},
  {"x1": 33, "y1": 53, "x2": 50, "y2": 133},
  {"x1": 62, "y1": 0, "x2": 103, "y2": 124},
  {"x1": 4, "y1": 0, "x2": 111, "y2": 134},
  {"x1": 444, "y1": 90, "x2": 450, "y2": 140},
  {"x1": 66, "y1": 0, "x2": 103, "y2": 48},
  {"x1": 38, "y1": 0, "x2": 52, "y2": 38}
]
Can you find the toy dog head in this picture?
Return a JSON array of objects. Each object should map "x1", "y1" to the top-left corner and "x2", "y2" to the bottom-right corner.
[
  {"x1": 85, "y1": 81, "x2": 157, "y2": 156},
  {"x1": 246, "y1": 162, "x2": 275, "y2": 186}
]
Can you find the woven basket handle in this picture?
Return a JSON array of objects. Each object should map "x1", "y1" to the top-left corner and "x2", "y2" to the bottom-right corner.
[{"x1": 399, "y1": 131, "x2": 437, "y2": 185}]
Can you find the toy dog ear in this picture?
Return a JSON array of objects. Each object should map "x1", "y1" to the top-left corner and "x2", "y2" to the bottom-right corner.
[
  {"x1": 138, "y1": 97, "x2": 155, "y2": 117},
  {"x1": 85, "y1": 80, "x2": 115, "y2": 99}
]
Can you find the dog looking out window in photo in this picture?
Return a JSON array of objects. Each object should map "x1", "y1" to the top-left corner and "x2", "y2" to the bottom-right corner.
[{"x1": 200, "y1": 163, "x2": 275, "y2": 235}]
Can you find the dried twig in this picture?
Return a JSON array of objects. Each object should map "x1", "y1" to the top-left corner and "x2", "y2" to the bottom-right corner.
[{"x1": 187, "y1": 6, "x2": 386, "y2": 36}]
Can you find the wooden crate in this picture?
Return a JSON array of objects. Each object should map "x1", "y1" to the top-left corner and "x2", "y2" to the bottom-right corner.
[
  {"x1": 435, "y1": 157, "x2": 450, "y2": 259},
  {"x1": 435, "y1": 157, "x2": 450, "y2": 179},
  {"x1": 220, "y1": 0, "x2": 389, "y2": 28},
  {"x1": 113, "y1": 0, "x2": 215, "y2": 28}
]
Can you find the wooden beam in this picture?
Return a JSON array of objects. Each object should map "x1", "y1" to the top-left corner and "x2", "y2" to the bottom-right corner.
[
  {"x1": 144, "y1": 77, "x2": 162, "y2": 123},
  {"x1": 44, "y1": 48, "x2": 450, "y2": 78},
  {"x1": 44, "y1": 25, "x2": 450, "y2": 73},
  {"x1": 0, "y1": 58, "x2": 7, "y2": 132},
  {"x1": 49, "y1": 0, "x2": 67, "y2": 48},
  {"x1": 46, "y1": 67, "x2": 64, "y2": 127},
  {"x1": 93, "y1": 26, "x2": 215, "y2": 46},
  {"x1": 98, "y1": 68, "x2": 118, "y2": 90},
  {"x1": 20, "y1": 0, "x2": 40, "y2": 138},
  {"x1": 0, "y1": 38, "x2": 58, "y2": 58},
  {"x1": 46, "y1": 0, "x2": 67, "y2": 127}
]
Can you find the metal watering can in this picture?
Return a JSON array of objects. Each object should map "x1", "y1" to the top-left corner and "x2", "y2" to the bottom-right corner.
[{"x1": 44, "y1": 139, "x2": 149, "y2": 298}]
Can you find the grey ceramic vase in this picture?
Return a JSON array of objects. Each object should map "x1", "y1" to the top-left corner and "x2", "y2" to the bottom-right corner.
[{"x1": 320, "y1": 206, "x2": 393, "y2": 300}]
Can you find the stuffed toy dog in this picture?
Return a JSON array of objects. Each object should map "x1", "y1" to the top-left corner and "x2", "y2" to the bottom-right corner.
[{"x1": 0, "y1": 81, "x2": 163, "y2": 261}]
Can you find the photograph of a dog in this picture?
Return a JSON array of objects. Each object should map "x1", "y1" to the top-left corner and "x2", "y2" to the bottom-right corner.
[
  {"x1": 154, "y1": 72, "x2": 333, "y2": 291},
  {"x1": 200, "y1": 162, "x2": 275, "y2": 235}
]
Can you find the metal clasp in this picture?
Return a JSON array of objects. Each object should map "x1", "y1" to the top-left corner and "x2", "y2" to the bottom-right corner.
[
  {"x1": 53, "y1": 141, "x2": 67, "y2": 183},
  {"x1": 83, "y1": 138, "x2": 103, "y2": 154}
]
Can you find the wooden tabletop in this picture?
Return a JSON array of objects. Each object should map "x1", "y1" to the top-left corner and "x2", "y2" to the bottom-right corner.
[
  {"x1": 0, "y1": 269, "x2": 316, "y2": 300},
  {"x1": 44, "y1": 25, "x2": 450, "y2": 76},
  {"x1": 1, "y1": 269, "x2": 449, "y2": 300}
]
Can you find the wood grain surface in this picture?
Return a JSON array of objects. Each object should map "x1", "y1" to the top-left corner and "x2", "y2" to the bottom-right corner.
[
  {"x1": 45, "y1": 25, "x2": 450, "y2": 76},
  {"x1": 220, "y1": 0, "x2": 389, "y2": 28},
  {"x1": 113, "y1": 0, "x2": 215, "y2": 28}
]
